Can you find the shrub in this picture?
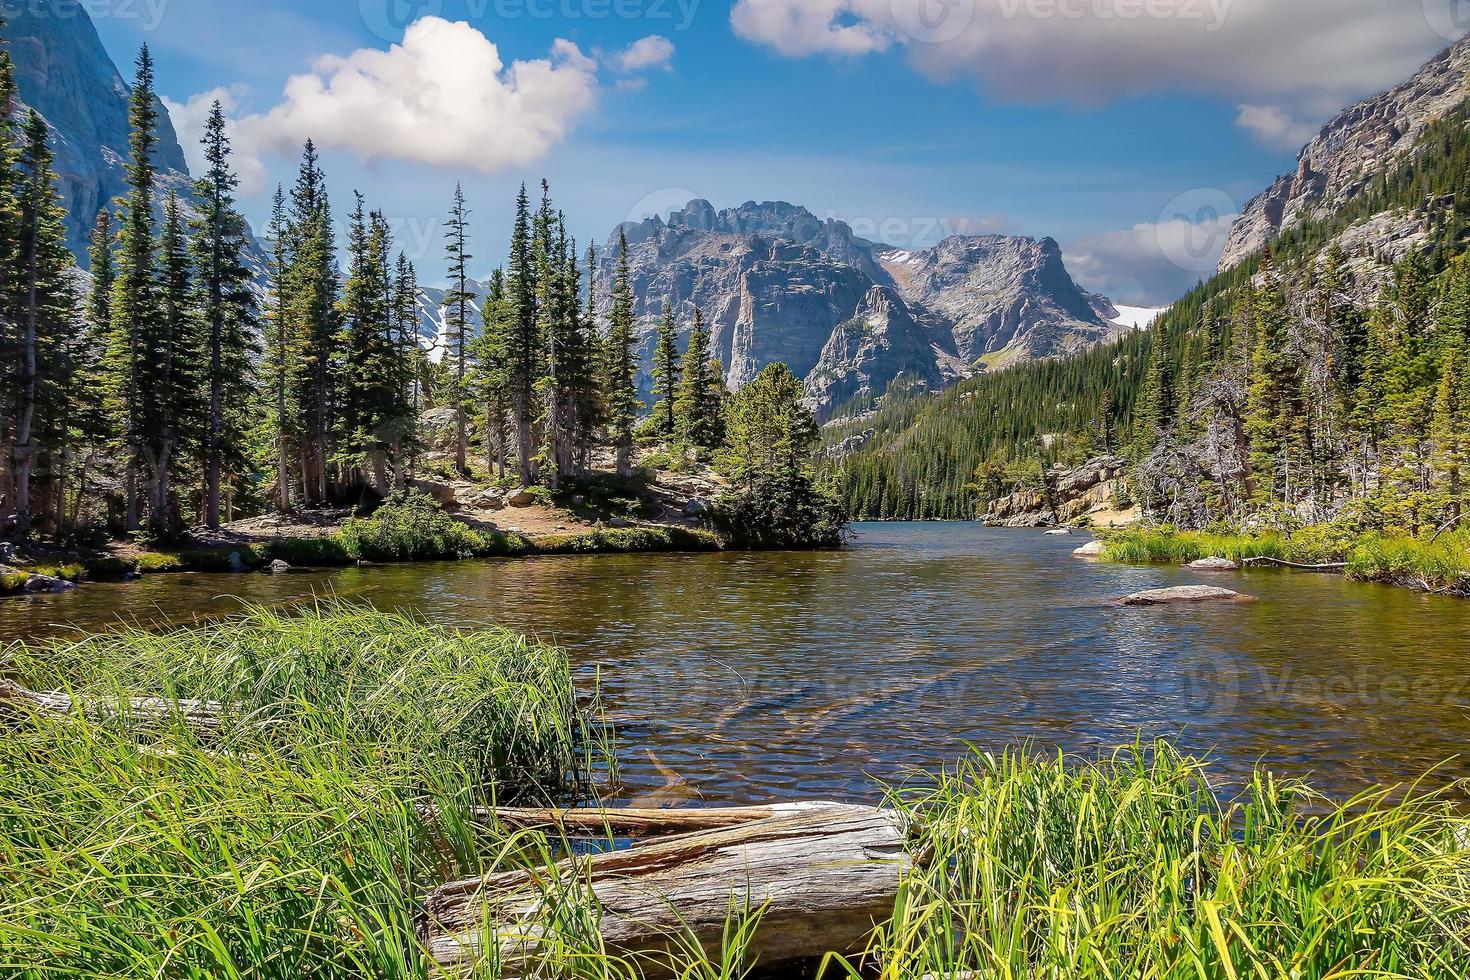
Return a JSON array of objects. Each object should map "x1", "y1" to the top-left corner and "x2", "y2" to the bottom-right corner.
[
  {"x1": 335, "y1": 490, "x2": 486, "y2": 562},
  {"x1": 533, "y1": 526, "x2": 720, "y2": 554}
]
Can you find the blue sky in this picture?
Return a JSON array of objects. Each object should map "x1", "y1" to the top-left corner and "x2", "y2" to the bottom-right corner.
[{"x1": 88, "y1": 0, "x2": 1467, "y2": 304}]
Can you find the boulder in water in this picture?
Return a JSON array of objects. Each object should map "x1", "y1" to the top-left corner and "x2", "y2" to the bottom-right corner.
[
  {"x1": 1189, "y1": 557, "x2": 1241, "y2": 571},
  {"x1": 1073, "y1": 540, "x2": 1106, "y2": 558},
  {"x1": 1119, "y1": 585, "x2": 1254, "y2": 606},
  {"x1": 1044, "y1": 528, "x2": 1072, "y2": 536}
]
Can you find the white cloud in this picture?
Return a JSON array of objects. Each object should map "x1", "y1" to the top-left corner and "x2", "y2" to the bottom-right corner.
[
  {"x1": 1234, "y1": 103, "x2": 1321, "y2": 149},
  {"x1": 1066, "y1": 209, "x2": 1239, "y2": 306},
  {"x1": 730, "y1": 0, "x2": 888, "y2": 56},
  {"x1": 172, "y1": 18, "x2": 603, "y2": 195},
  {"x1": 730, "y1": 0, "x2": 1458, "y2": 107},
  {"x1": 615, "y1": 35, "x2": 676, "y2": 73}
]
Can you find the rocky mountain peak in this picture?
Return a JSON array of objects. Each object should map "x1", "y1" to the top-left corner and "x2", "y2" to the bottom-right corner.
[
  {"x1": 6, "y1": 0, "x2": 195, "y2": 266},
  {"x1": 1219, "y1": 33, "x2": 1470, "y2": 272}
]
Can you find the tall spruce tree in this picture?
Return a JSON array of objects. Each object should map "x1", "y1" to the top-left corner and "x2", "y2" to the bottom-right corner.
[
  {"x1": 674, "y1": 305, "x2": 721, "y2": 452},
  {"x1": 604, "y1": 229, "x2": 640, "y2": 477},
  {"x1": 443, "y1": 184, "x2": 475, "y2": 474},
  {"x1": 286, "y1": 141, "x2": 339, "y2": 504},
  {"x1": 103, "y1": 45, "x2": 162, "y2": 531},
  {"x1": 264, "y1": 185, "x2": 296, "y2": 512},
  {"x1": 193, "y1": 103, "x2": 257, "y2": 528},
  {"x1": 505, "y1": 184, "x2": 542, "y2": 486},
  {"x1": 10, "y1": 111, "x2": 75, "y2": 537},
  {"x1": 650, "y1": 301, "x2": 680, "y2": 441}
]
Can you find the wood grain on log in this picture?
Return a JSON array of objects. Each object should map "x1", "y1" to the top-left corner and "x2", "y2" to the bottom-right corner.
[
  {"x1": 468, "y1": 801, "x2": 851, "y2": 838},
  {"x1": 420, "y1": 803, "x2": 909, "y2": 979},
  {"x1": 0, "y1": 680, "x2": 226, "y2": 731}
]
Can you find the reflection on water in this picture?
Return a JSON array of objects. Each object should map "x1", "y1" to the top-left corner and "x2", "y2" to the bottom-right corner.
[{"x1": 3, "y1": 523, "x2": 1469, "y2": 804}]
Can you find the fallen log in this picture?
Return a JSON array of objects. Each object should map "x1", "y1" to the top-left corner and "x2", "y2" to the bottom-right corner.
[
  {"x1": 0, "y1": 679, "x2": 226, "y2": 731},
  {"x1": 465, "y1": 801, "x2": 850, "y2": 839},
  {"x1": 1239, "y1": 557, "x2": 1348, "y2": 572},
  {"x1": 420, "y1": 803, "x2": 909, "y2": 979}
]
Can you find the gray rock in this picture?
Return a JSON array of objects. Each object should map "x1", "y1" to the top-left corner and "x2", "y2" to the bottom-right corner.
[
  {"x1": 684, "y1": 498, "x2": 711, "y2": 516},
  {"x1": 1073, "y1": 540, "x2": 1106, "y2": 557},
  {"x1": 600, "y1": 199, "x2": 1120, "y2": 423},
  {"x1": 269, "y1": 560, "x2": 292, "y2": 575},
  {"x1": 409, "y1": 479, "x2": 457, "y2": 507},
  {"x1": 1119, "y1": 586, "x2": 1254, "y2": 606},
  {"x1": 1044, "y1": 528, "x2": 1072, "y2": 536},
  {"x1": 506, "y1": 490, "x2": 536, "y2": 508},
  {"x1": 609, "y1": 517, "x2": 631, "y2": 528},
  {"x1": 226, "y1": 551, "x2": 248, "y2": 573},
  {"x1": 24, "y1": 574, "x2": 76, "y2": 594},
  {"x1": 1219, "y1": 35, "x2": 1470, "y2": 272},
  {"x1": 1189, "y1": 557, "x2": 1241, "y2": 571}
]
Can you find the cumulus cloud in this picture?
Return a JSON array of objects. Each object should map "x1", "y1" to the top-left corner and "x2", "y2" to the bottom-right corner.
[
  {"x1": 163, "y1": 85, "x2": 269, "y2": 192},
  {"x1": 1066, "y1": 209, "x2": 1239, "y2": 306},
  {"x1": 730, "y1": 0, "x2": 1457, "y2": 107},
  {"x1": 170, "y1": 18, "x2": 603, "y2": 195},
  {"x1": 1234, "y1": 103, "x2": 1322, "y2": 149},
  {"x1": 615, "y1": 35, "x2": 676, "y2": 73}
]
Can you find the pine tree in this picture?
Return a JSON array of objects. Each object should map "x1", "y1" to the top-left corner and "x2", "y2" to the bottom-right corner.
[
  {"x1": 604, "y1": 229, "x2": 640, "y2": 477},
  {"x1": 9, "y1": 111, "x2": 74, "y2": 537},
  {"x1": 286, "y1": 141, "x2": 339, "y2": 504},
  {"x1": 1133, "y1": 330, "x2": 1174, "y2": 460},
  {"x1": 442, "y1": 184, "x2": 475, "y2": 474},
  {"x1": 87, "y1": 211, "x2": 114, "y2": 338},
  {"x1": 339, "y1": 193, "x2": 402, "y2": 494},
  {"x1": 148, "y1": 191, "x2": 199, "y2": 536},
  {"x1": 675, "y1": 306, "x2": 721, "y2": 452},
  {"x1": 650, "y1": 301, "x2": 680, "y2": 441},
  {"x1": 1246, "y1": 254, "x2": 1295, "y2": 505},
  {"x1": 391, "y1": 251, "x2": 423, "y2": 484},
  {"x1": 471, "y1": 267, "x2": 511, "y2": 479},
  {"x1": 192, "y1": 102, "x2": 257, "y2": 529},
  {"x1": 104, "y1": 45, "x2": 162, "y2": 531},
  {"x1": 263, "y1": 185, "x2": 296, "y2": 512},
  {"x1": 505, "y1": 184, "x2": 542, "y2": 487}
]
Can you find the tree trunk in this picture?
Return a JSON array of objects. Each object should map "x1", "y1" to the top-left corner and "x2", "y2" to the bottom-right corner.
[
  {"x1": 0, "y1": 680, "x2": 226, "y2": 732},
  {"x1": 419, "y1": 804, "x2": 909, "y2": 980}
]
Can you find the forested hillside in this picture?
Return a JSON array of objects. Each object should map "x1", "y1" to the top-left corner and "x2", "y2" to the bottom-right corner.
[{"x1": 832, "y1": 99, "x2": 1470, "y2": 529}]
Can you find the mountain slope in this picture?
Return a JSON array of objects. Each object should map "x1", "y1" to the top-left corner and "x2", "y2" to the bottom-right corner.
[
  {"x1": 603, "y1": 200, "x2": 1117, "y2": 420},
  {"x1": 5, "y1": 0, "x2": 195, "y2": 265},
  {"x1": 1219, "y1": 34, "x2": 1470, "y2": 271}
]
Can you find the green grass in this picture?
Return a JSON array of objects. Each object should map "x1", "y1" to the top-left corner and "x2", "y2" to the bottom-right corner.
[
  {"x1": 1102, "y1": 526, "x2": 1470, "y2": 593},
  {"x1": 0, "y1": 604, "x2": 610, "y2": 978},
  {"x1": 836, "y1": 743, "x2": 1470, "y2": 980}
]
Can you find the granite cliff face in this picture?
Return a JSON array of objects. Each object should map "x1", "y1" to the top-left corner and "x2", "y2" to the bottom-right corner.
[
  {"x1": 876, "y1": 236, "x2": 1117, "y2": 368},
  {"x1": 5, "y1": 0, "x2": 196, "y2": 266},
  {"x1": 1219, "y1": 34, "x2": 1470, "y2": 272},
  {"x1": 606, "y1": 200, "x2": 1119, "y2": 421}
]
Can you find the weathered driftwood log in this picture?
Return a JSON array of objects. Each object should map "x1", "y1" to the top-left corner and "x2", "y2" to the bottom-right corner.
[
  {"x1": 467, "y1": 801, "x2": 850, "y2": 839},
  {"x1": 420, "y1": 803, "x2": 909, "y2": 979},
  {"x1": 1239, "y1": 556, "x2": 1348, "y2": 572},
  {"x1": 0, "y1": 679, "x2": 226, "y2": 731}
]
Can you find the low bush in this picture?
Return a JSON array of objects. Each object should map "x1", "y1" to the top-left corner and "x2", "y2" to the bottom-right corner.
[
  {"x1": 533, "y1": 526, "x2": 720, "y2": 554},
  {"x1": 335, "y1": 490, "x2": 488, "y2": 562},
  {"x1": 711, "y1": 474, "x2": 848, "y2": 550}
]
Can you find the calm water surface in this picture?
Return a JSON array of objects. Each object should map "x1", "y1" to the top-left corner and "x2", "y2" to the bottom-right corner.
[{"x1": 3, "y1": 523, "x2": 1469, "y2": 804}]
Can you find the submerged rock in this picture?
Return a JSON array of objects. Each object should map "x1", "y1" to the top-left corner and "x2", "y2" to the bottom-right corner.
[
  {"x1": 1189, "y1": 557, "x2": 1241, "y2": 571},
  {"x1": 269, "y1": 560, "x2": 291, "y2": 575},
  {"x1": 1119, "y1": 586, "x2": 1254, "y2": 606},
  {"x1": 1073, "y1": 540, "x2": 1106, "y2": 558},
  {"x1": 1044, "y1": 528, "x2": 1072, "y2": 536}
]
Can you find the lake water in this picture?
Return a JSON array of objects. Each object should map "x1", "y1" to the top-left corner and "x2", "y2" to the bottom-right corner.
[{"x1": 4, "y1": 523, "x2": 1469, "y2": 805}]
